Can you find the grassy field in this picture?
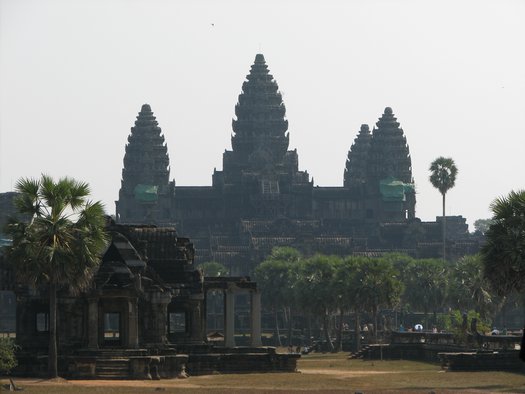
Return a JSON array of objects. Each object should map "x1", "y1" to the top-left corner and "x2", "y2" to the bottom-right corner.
[{"x1": 3, "y1": 352, "x2": 525, "y2": 393}]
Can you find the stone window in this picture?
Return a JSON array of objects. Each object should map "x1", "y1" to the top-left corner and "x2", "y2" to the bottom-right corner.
[
  {"x1": 168, "y1": 312, "x2": 186, "y2": 334},
  {"x1": 261, "y1": 180, "x2": 279, "y2": 194},
  {"x1": 36, "y1": 312, "x2": 49, "y2": 332}
]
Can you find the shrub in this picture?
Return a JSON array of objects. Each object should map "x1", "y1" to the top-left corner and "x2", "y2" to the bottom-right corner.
[{"x1": 0, "y1": 338, "x2": 17, "y2": 375}]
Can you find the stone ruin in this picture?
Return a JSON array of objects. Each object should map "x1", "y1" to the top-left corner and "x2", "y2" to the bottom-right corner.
[{"x1": 13, "y1": 222, "x2": 299, "y2": 379}]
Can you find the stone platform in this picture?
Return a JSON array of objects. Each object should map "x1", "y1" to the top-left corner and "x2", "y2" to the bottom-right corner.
[
  {"x1": 439, "y1": 350, "x2": 525, "y2": 372},
  {"x1": 14, "y1": 346, "x2": 300, "y2": 379}
]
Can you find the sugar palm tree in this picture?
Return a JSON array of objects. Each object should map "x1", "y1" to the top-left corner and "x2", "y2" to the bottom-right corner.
[
  {"x1": 429, "y1": 157, "x2": 458, "y2": 260},
  {"x1": 481, "y1": 190, "x2": 525, "y2": 296},
  {"x1": 5, "y1": 175, "x2": 107, "y2": 378}
]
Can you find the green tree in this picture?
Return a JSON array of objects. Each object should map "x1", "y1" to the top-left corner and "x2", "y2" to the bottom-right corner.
[
  {"x1": 447, "y1": 254, "x2": 494, "y2": 319},
  {"x1": 473, "y1": 218, "x2": 493, "y2": 236},
  {"x1": 429, "y1": 156, "x2": 458, "y2": 260},
  {"x1": 296, "y1": 254, "x2": 341, "y2": 352},
  {"x1": 355, "y1": 257, "x2": 403, "y2": 340},
  {"x1": 5, "y1": 175, "x2": 107, "y2": 378},
  {"x1": 481, "y1": 190, "x2": 525, "y2": 296},
  {"x1": 334, "y1": 256, "x2": 372, "y2": 351},
  {"x1": 402, "y1": 258, "x2": 448, "y2": 328},
  {"x1": 255, "y1": 247, "x2": 301, "y2": 347},
  {"x1": 0, "y1": 338, "x2": 17, "y2": 376}
]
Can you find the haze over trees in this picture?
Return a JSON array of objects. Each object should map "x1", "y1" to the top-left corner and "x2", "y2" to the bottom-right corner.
[
  {"x1": 5, "y1": 175, "x2": 107, "y2": 378},
  {"x1": 255, "y1": 247, "x2": 516, "y2": 352}
]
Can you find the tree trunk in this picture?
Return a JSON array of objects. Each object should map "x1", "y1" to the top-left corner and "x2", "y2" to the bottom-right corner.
[
  {"x1": 274, "y1": 309, "x2": 282, "y2": 347},
  {"x1": 354, "y1": 310, "x2": 361, "y2": 352},
  {"x1": 323, "y1": 311, "x2": 334, "y2": 352},
  {"x1": 442, "y1": 192, "x2": 446, "y2": 261},
  {"x1": 373, "y1": 306, "x2": 378, "y2": 342},
  {"x1": 307, "y1": 315, "x2": 312, "y2": 346},
  {"x1": 48, "y1": 281, "x2": 58, "y2": 378},
  {"x1": 335, "y1": 309, "x2": 344, "y2": 352},
  {"x1": 287, "y1": 306, "x2": 293, "y2": 347}
]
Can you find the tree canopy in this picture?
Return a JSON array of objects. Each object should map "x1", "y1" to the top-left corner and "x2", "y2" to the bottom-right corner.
[
  {"x1": 429, "y1": 156, "x2": 458, "y2": 217},
  {"x1": 481, "y1": 190, "x2": 525, "y2": 296}
]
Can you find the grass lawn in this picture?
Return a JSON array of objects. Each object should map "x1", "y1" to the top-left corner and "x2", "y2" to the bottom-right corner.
[{"x1": 3, "y1": 352, "x2": 525, "y2": 393}]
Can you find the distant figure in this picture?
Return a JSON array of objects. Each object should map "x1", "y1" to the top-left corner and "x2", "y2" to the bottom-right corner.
[
  {"x1": 414, "y1": 324, "x2": 423, "y2": 332},
  {"x1": 491, "y1": 327, "x2": 500, "y2": 335},
  {"x1": 399, "y1": 324, "x2": 405, "y2": 332},
  {"x1": 520, "y1": 328, "x2": 525, "y2": 362},
  {"x1": 288, "y1": 344, "x2": 293, "y2": 353},
  {"x1": 432, "y1": 326, "x2": 438, "y2": 333}
]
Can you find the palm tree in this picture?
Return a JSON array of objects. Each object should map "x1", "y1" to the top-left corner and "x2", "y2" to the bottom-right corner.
[
  {"x1": 481, "y1": 190, "x2": 525, "y2": 296},
  {"x1": 448, "y1": 254, "x2": 495, "y2": 319},
  {"x1": 5, "y1": 175, "x2": 107, "y2": 378},
  {"x1": 429, "y1": 157, "x2": 458, "y2": 260}
]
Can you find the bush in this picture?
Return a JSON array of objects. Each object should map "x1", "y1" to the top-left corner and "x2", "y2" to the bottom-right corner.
[{"x1": 0, "y1": 338, "x2": 17, "y2": 375}]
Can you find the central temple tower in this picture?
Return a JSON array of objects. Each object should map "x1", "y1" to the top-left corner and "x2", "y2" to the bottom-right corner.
[{"x1": 213, "y1": 54, "x2": 312, "y2": 218}]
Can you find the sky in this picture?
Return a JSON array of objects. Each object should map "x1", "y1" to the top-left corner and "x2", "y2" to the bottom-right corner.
[{"x1": 1, "y1": 0, "x2": 524, "y2": 230}]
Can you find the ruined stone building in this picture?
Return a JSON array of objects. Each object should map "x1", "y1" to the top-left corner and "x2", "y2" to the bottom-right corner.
[
  {"x1": 0, "y1": 192, "x2": 20, "y2": 333},
  {"x1": 116, "y1": 54, "x2": 479, "y2": 274},
  {"x1": 13, "y1": 222, "x2": 297, "y2": 378}
]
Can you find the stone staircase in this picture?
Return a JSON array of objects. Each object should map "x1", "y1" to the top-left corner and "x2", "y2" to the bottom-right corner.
[
  {"x1": 348, "y1": 345, "x2": 371, "y2": 360},
  {"x1": 80, "y1": 349, "x2": 147, "y2": 379},
  {"x1": 95, "y1": 358, "x2": 130, "y2": 379}
]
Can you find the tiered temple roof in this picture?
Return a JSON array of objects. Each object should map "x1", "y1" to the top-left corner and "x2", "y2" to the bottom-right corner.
[
  {"x1": 344, "y1": 124, "x2": 373, "y2": 187},
  {"x1": 231, "y1": 53, "x2": 289, "y2": 167},
  {"x1": 366, "y1": 107, "x2": 413, "y2": 184},
  {"x1": 121, "y1": 104, "x2": 170, "y2": 196}
]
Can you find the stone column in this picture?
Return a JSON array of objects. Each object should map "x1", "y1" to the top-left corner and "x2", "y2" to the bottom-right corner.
[
  {"x1": 128, "y1": 299, "x2": 139, "y2": 348},
  {"x1": 250, "y1": 290, "x2": 262, "y2": 347},
  {"x1": 150, "y1": 291, "x2": 172, "y2": 344},
  {"x1": 224, "y1": 288, "x2": 236, "y2": 348},
  {"x1": 87, "y1": 298, "x2": 98, "y2": 349}
]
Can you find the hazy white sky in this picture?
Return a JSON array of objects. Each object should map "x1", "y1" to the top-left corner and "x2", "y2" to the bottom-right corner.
[{"x1": 1, "y1": 0, "x2": 524, "y2": 229}]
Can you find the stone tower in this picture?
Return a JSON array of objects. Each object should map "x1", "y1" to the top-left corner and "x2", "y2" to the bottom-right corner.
[
  {"x1": 116, "y1": 104, "x2": 175, "y2": 224},
  {"x1": 213, "y1": 54, "x2": 311, "y2": 218},
  {"x1": 344, "y1": 124, "x2": 372, "y2": 188},
  {"x1": 367, "y1": 107, "x2": 413, "y2": 184},
  {"x1": 365, "y1": 107, "x2": 415, "y2": 220}
]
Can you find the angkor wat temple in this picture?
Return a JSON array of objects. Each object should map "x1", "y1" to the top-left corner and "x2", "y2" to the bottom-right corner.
[{"x1": 116, "y1": 54, "x2": 479, "y2": 274}]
